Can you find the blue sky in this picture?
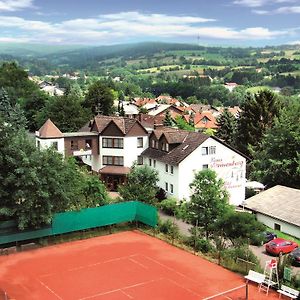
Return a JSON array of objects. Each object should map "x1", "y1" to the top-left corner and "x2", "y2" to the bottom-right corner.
[{"x1": 0, "y1": 0, "x2": 300, "y2": 46}]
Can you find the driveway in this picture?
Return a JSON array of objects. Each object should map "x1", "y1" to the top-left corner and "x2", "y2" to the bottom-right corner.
[
  {"x1": 159, "y1": 211, "x2": 192, "y2": 236},
  {"x1": 250, "y1": 244, "x2": 300, "y2": 275}
]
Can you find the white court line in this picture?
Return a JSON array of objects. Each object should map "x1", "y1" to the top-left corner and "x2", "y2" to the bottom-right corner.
[
  {"x1": 167, "y1": 278, "x2": 202, "y2": 297},
  {"x1": 39, "y1": 253, "x2": 140, "y2": 278},
  {"x1": 129, "y1": 257, "x2": 149, "y2": 269},
  {"x1": 38, "y1": 279, "x2": 63, "y2": 300},
  {"x1": 140, "y1": 254, "x2": 204, "y2": 286},
  {"x1": 78, "y1": 278, "x2": 164, "y2": 300},
  {"x1": 120, "y1": 289, "x2": 134, "y2": 299}
]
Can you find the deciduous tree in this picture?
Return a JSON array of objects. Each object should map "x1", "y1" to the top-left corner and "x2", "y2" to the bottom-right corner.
[
  {"x1": 118, "y1": 165, "x2": 159, "y2": 204},
  {"x1": 187, "y1": 169, "x2": 231, "y2": 239},
  {"x1": 83, "y1": 81, "x2": 115, "y2": 115},
  {"x1": 250, "y1": 100, "x2": 300, "y2": 188}
]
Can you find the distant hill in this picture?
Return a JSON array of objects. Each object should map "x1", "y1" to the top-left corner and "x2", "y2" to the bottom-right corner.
[
  {"x1": 0, "y1": 43, "x2": 85, "y2": 56},
  {"x1": 0, "y1": 41, "x2": 299, "y2": 76}
]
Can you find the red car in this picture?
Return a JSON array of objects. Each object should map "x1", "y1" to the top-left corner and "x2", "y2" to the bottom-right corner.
[{"x1": 265, "y1": 238, "x2": 298, "y2": 256}]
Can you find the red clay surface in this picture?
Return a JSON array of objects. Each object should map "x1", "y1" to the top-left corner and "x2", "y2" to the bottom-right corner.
[{"x1": 0, "y1": 231, "x2": 279, "y2": 300}]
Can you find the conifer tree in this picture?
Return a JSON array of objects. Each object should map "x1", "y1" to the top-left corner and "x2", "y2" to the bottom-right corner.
[{"x1": 216, "y1": 109, "x2": 237, "y2": 147}]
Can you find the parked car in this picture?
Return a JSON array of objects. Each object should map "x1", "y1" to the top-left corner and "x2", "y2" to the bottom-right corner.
[
  {"x1": 265, "y1": 238, "x2": 298, "y2": 256},
  {"x1": 289, "y1": 248, "x2": 300, "y2": 266},
  {"x1": 263, "y1": 232, "x2": 277, "y2": 243}
]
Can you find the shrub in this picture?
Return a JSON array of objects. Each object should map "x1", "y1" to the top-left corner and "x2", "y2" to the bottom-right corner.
[
  {"x1": 220, "y1": 246, "x2": 261, "y2": 274},
  {"x1": 160, "y1": 197, "x2": 178, "y2": 215},
  {"x1": 157, "y1": 219, "x2": 180, "y2": 239}
]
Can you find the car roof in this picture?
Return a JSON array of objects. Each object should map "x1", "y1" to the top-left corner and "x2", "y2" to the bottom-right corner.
[{"x1": 270, "y1": 238, "x2": 289, "y2": 244}]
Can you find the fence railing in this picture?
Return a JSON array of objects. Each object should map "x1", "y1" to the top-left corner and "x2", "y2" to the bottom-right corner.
[{"x1": 0, "y1": 201, "x2": 157, "y2": 245}]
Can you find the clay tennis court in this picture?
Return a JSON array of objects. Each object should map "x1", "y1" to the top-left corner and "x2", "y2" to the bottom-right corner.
[{"x1": 0, "y1": 231, "x2": 278, "y2": 300}]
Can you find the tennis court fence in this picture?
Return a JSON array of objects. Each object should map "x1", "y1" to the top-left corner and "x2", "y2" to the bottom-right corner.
[{"x1": 0, "y1": 201, "x2": 157, "y2": 245}]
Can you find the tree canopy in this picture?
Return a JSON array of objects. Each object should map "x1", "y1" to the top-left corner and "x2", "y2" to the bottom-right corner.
[
  {"x1": 236, "y1": 90, "x2": 280, "y2": 157},
  {"x1": 83, "y1": 81, "x2": 115, "y2": 115},
  {"x1": 36, "y1": 91, "x2": 90, "y2": 132},
  {"x1": 250, "y1": 100, "x2": 300, "y2": 188},
  {"x1": 186, "y1": 169, "x2": 231, "y2": 239},
  {"x1": 216, "y1": 108, "x2": 237, "y2": 147},
  {"x1": 118, "y1": 165, "x2": 159, "y2": 204}
]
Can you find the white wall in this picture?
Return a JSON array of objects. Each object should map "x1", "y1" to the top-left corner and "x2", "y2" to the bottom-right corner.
[
  {"x1": 143, "y1": 137, "x2": 246, "y2": 206},
  {"x1": 100, "y1": 135, "x2": 148, "y2": 168},
  {"x1": 256, "y1": 213, "x2": 300, "y2": 239},
  {"x1": 178, "y1": 138, "x2": 246, "y2": 206},
  {"x1": 145, "y1": 159, "x2": 179, "y2": 199},
  {"x1": 36, "y1": 137, "x2": 65, "y2": 157}
]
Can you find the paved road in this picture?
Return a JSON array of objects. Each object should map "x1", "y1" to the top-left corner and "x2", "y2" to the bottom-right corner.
[
  {"x1": 158, "y1": 211, "x2": 300, "y2": 275},
  {"x1": 250, "y1": 245, "x2": 300, "y2": 275},
  {"x1": 158, "y1": 211, "x2": 192, "y2": 236}
]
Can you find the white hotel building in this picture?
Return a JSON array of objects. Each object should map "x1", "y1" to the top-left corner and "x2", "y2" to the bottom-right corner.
[{"x1": 36, "y1": 116, "x2": 247, "y2": 206}]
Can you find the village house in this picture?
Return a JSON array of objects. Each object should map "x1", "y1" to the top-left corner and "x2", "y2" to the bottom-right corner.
[
  {"x1": 36, "y1": 116, "x2": 149, "y2": 191},
  {"x1": 36, "y1": 116, "x2": 247, "y2": 206},
  {"x1": 141, "y1": 128, "x2": 246, "y2": 206},
  {"x1": 244, "y1": 185, "x2": 300, "y2": 238}
]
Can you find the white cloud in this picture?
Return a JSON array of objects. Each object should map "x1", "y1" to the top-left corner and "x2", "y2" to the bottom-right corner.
[
  {"x1": 0, "y1": 0, "x2": 34, "y2": 11},
  {"x1": 233, "y1": 0, "x2": 297, "y2": 7},
  {"x1": 275, "y1": 6, "x2": 300, "y2": 13},
  {"x1": 288, "y1": 40, "x2": 300, "y2": 44},
  {"x1": 0, "y1": 36, "x2": 30, "y2": 42},
  {"x1": 253, "y1": 5, "x2": 300, "y2": 14},
  {"x1": 0, "y1": 11, "x2": 291, "y2": 44}
]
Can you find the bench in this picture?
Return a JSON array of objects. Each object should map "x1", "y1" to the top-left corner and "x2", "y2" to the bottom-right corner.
[
  {"x1": 244, "y1": 270, "x2": 265, "y2": 285},
  {"x1": 277, "y1": 285, "x2": 299, "y2": 299}
]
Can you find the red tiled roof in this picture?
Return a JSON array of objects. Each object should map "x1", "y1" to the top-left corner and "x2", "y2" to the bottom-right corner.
[
  {"x1": 194, "y1": 112, "x2": 218, "y2": 129},
  {"x1": 37, "y1": 119, "x2": 63, "y2": 138}
]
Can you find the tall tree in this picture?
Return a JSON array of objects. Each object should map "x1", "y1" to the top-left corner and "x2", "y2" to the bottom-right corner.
[
  {"x1": 0, "y1": 88, "x2": 27, "y2": 129},
  {"x1": 187, "y1": 169, "x2": 231, "y2": 239},
  {"x1": 216, "y1": 109, "x2": 237, "y2": 147},
  {"x1": 250, "y1": 100, "x2": 300, "y2": 188},
  {"x1": 163, "y1": 110, "x2": 173, "y2": 126},
  {"x1": 236, "y1": 90, "x2": 280, "y2": 157},
  {"x1": 83, "y1": 81, "x2": 115, "y2": 115},
  {"x1": 36, "y1": 92, "x2": 90, "y2": 132}
]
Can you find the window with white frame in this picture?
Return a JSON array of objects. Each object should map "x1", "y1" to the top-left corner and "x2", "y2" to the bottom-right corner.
[
  {"x1": 149, "y1": 158, "x2": 152, "y2": 166},
  {"x1": 153, "y1": 160, "x2": 156, "y2": 168},
  {"x1": 202, "y1": 164, "x2": 208, "y2": 169},
  {"x1": 170, "y1": 184, "x2": 174, "y2": 194},
  {"x1": 165, "y1": 164, "x2": 169, "y2": 172},
  {"x1": 52, "y1": 141, "x2": 58, "y2": 151},
  {"x1": 209, "y1": 146, "x2": 216, "y2": 155},
  {"x1": 137, "y1": 137, "x2": 143, "y2": 148},
  {"x1": 102, "y1": 138, "x2": 123, "y2": 149},
  {"x1": 170, "y1": 165, "x2": 174, "y2": 174},
  {"x1": 165, "y1": 182, "x2": 168, "y2": 191},
  {"x1": 202, "y1": 147, "x2": 208, "y2": 155},
  {"x1": 102, "y1": 156, "x2": 124, "y2": 166},
  {"x1": 151, "y1": 139, "x2": 155, "y2": 148},
  {"x1": 137, "y1": 156, "x2": 143, "y2": 165}
]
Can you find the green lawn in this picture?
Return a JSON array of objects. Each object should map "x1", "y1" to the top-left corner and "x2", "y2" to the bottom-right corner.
[
  {"x1": 246, "y1": 86, "x2": 271, "y2": 93},
  {"x1": 267, "y1": 227, "x2": 300, "y2": 245}
]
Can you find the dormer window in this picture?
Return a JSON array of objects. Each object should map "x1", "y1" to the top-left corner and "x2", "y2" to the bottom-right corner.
[
  {"x1": 162, "y1": 142, "x2": 169, "y2": 152},
  {"x1": 202, "y1": 117, "x2": 209, "y2": 124}
]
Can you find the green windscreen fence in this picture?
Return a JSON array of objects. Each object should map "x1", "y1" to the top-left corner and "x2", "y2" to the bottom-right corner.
[{"x1": 0, "y1": 201, "x2": 157, "y2": 245}]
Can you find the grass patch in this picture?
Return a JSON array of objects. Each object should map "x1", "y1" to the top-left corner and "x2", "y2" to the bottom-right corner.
[
  {"x1": 246, "y1": 86, "x2": 271, "y2": 93},
  {"x1": 267, "y1": 227, "x2": 300, "y2": 245}
]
